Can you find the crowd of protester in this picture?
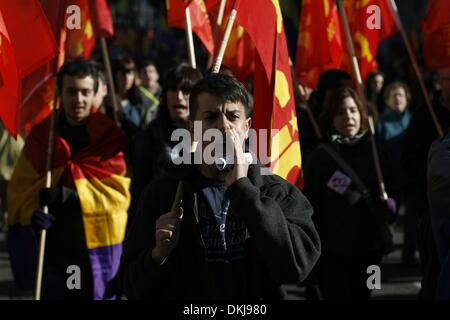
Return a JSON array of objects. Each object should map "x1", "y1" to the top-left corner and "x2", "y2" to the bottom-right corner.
[{"x1": 1, "y1": 47, "x2": 450, "y2": 300}]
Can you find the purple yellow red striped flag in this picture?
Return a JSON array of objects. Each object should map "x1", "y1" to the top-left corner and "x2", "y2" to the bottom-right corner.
[{"x1": 7, "y1": 112, "x2": 130, "y2": 299}]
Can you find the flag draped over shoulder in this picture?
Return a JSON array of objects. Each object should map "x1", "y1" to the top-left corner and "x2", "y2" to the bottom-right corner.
[
  {"x1": 296, "y1": 0, "x2": 343, "y2": 88},
  {"x1": 8, "y1": 112, "x2": 130, "y2": 299},
  {"x1": 422, "y1": 0, "x2": 450, "y2": 70},
  {"x1": 167, "y1": 0, "x2": 214, "y2": 55},
  {"x1": 235, "y1": 0, "x2": 302, "y2": 187},
  {"x1": 0, "y1": 0, "x2": 58, "y2": 137}
]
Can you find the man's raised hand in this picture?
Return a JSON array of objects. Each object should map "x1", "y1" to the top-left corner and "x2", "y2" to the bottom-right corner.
[{"x1": 151, "y1": 207, "x2": 184, "y2": 265}]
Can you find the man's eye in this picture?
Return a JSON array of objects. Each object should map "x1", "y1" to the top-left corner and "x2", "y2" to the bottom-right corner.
[{"x1": 205, "y1": 115, "x2": 216, "y2": 121}]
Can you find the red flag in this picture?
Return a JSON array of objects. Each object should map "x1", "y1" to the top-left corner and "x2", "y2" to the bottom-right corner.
[
  {"x1": 90, "y1": 0, "x2": 114, "y2": 38},
  {"x1": 0, "y1": 11, "x2": 20, "y2": 136},
  {"x1": 0, "y1": 0, "x2": 58, "y2": 137},
  {"x1": 0, "y1": 0, "x2": 58, "y2": 79},
  {"x1": 235, "y1": 0, "x2": 303, "y2": 187},
  {"x1": 19, "y1": 0, "x2": 66, "y2": 136},
  {"x1": 342, "y1": 0, "x2": 397, "y2": 81},
  {"x1": 64, "y1": 0, "x2": 114, "y2": 60},
  {"x1": 167, "y1": 0, "x2": 215, "y2": 55},
  {"x1": 205, "y1": 0, "x2": 254, "y2": 81},
  {"x1": 221, "y1": 26, "x2": 255, "y2": 81},
  {"x1": 20, "y1": 0, "x2": 114, "y2": 135},
  {"x1": 422, "y1": 0, "x2": 450, "y2": 70},
  {"x1": 296, "y1": 0, "x2": 343, "y2": 88}
]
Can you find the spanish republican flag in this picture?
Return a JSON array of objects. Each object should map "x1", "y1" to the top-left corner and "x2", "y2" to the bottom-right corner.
[
  {"x1": 296, "y1": 0, "x2": 343, "y2": 88},
  {"x1": 7, "y1": 112, "x2": 130, "y2": 299},
  {"x1": 342, "y1": 0, "x2": 397, "y2": 81},
  {"x1": 235, "y1": 0, "x2": 302, "y2": 187},
  {"x1": 0, "y1": 0, "x2": 58, "y2": 137},
  {"x1": 422, "y1": 0, "x2": 450, "y2": 70},
  {"x1": 167, "y1": 0, "x2": 215, "y2": 55}
]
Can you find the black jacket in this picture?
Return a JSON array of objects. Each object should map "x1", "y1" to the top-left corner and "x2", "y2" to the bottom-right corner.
[
  {"x1": 402, "y1": 91, "x2": 450, "y2": 195},
  {"x1": 303, "y1": 134, "x2": 390, "y2": 257},
  {"x1": 128, "y1": 118, "x2": 182, "y2": 226},
  {"x1": 120, "y1": 163, "x2": 321, "y2": 299}
]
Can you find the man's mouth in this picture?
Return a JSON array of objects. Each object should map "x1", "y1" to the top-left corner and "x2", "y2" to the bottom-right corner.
[{"x1": 73, "y1": 105, "x2": 85, "y2": 112}]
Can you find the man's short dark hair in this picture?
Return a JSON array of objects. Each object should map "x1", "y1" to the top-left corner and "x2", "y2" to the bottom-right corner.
[
  {"x1": 57, "y1": 59, "x2": 100, "y2": 94},
  {"x1": 189, "y1": 74, "x2": 253, "y2": 119}
]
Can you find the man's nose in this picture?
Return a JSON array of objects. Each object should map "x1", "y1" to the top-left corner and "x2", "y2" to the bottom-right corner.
[
  {"x1": 177, "y1": 90, "x2": 184, "y2": 101},
  {"x1": 76, "y1": 91, "x2": 84, "y2": 103},
  {"x1": 217, "y1": 113, "x2": 232, "y2": 132}
]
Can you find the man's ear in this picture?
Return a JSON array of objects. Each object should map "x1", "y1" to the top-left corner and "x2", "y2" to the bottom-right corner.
[{"x1": 244, "y1": 117, "x2": 252, "y2": 140}]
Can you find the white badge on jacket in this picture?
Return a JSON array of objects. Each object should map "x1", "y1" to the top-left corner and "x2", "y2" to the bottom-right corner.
[{"x1": 327, "y1": 170, "x2": 352, "y2": 195}]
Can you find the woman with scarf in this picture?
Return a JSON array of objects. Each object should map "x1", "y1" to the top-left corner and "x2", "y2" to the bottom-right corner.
[{"x1": 303, "y1": 87, "x2": 395, "y2": 300}]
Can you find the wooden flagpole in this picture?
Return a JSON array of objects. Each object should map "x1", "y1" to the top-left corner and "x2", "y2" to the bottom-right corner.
[
  {"x1": 207, "y1": 0, "x2": 227, "y2": 68},
  {"x1": 335, "y1": 0, "x2": 388, "y2": 199},
  {"x1": 34, "y1": 89, "x2": 58, "y2": 300},
  {"x1": 185, "y1": 7, "x2": 197, "y2": 69},
  {"x1": 387, "y1": 0, "x2": 443, "y2": 138},
  {"x1": 212, "y1": 5, "x2": 237, "y2": 73},
  {"x1": 100, "y1": 37, "x2": 120, "y2": 127}
]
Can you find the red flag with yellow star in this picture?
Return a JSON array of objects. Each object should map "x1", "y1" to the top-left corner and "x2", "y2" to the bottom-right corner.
[
  {"x1": 295, "y1": 0, "x2": 343, "y2": 88},
  {"x1": 342, "y1": 0, "x2": 397, "y2": 81},
  {"x1": 64, "y1": 0, "x2": 114, "y2": 60},
  {"x1": 234, "y1": 0, "x2": 302, "y2": 187},
  {"x1": 167, "y1": 0, "x2": 215, "y2": 55}
]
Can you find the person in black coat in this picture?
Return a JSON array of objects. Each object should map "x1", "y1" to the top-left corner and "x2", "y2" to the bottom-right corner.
[
  {"x1": 120, "y1": 74, "x2": 321, "y2": 299},
  {"x1": 401, "y1": 67, "x2": 450, "y2": 298},
  {"x1": 128, "y1": 65, "x2": 202, "y2": 229},
  {"x1": 303, "y1": 87, "x2": 394, "y2": 300}
]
